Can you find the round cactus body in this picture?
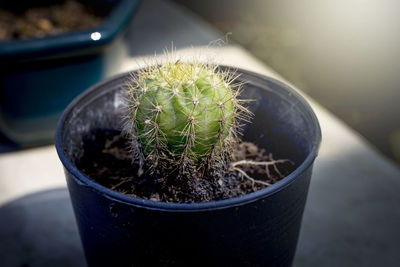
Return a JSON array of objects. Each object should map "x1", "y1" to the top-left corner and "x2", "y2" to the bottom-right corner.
[{"x1": 127, "y1": 62, "x2": 243, "y2": 167}]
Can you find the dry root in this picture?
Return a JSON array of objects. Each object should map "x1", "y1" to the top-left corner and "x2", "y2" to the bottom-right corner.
[{"x1": 230, "y1": 158, "x2": 294, "y2": 188}]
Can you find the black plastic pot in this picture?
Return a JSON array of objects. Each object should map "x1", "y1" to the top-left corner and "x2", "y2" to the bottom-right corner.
[{"x1": 55, "y1": 67, "x2": 321, "y2": 267}]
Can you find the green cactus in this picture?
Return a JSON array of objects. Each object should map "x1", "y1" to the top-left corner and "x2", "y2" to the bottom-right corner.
[{"x1": 126, "y1": 60, "x2": 248, "y2": 172}]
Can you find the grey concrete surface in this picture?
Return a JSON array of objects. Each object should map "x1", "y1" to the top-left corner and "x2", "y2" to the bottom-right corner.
[
  {"x1": 125, "y1": 0, "x2": 224, "y2": 57},
  {"x1": 0, "y1": 189, "x2": 85, "y2": 267},
  {"x1": 294, "y1": 148, "x2": 400, "y2": 267}
]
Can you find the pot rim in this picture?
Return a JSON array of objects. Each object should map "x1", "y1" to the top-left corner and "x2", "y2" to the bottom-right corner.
[{"x1": 55, "y1": 66, "x2": 321, "y2": 212}]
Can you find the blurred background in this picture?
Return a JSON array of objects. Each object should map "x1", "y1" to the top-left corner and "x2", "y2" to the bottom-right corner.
[
  {"x1": 1, "y1": 0, "x2": 399, "y2": 165},
  {"x1": 173, "y1": 0, "x2": 400, "y2": 165}
]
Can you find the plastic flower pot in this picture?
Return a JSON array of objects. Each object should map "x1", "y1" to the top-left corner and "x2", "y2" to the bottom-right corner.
[
  {"x1": 55, "y1": 66, "x2": 321, "y2": 267},
  {"x1": 0, "y1": 0, "x2": 141, "y2": 147}
]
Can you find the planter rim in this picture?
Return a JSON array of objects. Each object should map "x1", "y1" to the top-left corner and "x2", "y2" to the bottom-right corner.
[
  {"x1": 55, "y1": 66, "x2": 321, "y2": 212},
  {"x1": 0, "y1": 0, "x2": 140, "y2": 62}
]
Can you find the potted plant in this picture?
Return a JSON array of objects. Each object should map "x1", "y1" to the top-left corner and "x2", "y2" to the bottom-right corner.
[
  {"x1": 55, "y1": 57, "x2": 321, "y2": 266},
  {"x1": 0, "y1": 0, "x2": 140, "y2": 147}
]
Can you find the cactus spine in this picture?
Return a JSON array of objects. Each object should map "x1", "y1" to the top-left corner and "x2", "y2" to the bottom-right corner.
[{"x1": 126, "y1": 60, "x2": 248, "y2": 174}]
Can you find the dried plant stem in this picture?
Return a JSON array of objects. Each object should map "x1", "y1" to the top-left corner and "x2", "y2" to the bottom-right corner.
[
  {"x1": 231, "y1": 159, "x2": 293, "y2": 187},
  {"x1": 233, "y1": 167, "x2": 271, "y2": 187},
  {"x1": 231, "y1": 159, "x2": 292, "y2": 168},
  {"x1": 111, "y1": 177, "x2": 133, "y2": 190}
]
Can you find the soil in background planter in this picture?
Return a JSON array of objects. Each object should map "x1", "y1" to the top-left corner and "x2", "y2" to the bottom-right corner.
[
  {"x1": 77, "y1": 129, "x2": 296, "y2": 203},
  {"x1": 0, "y1": 0, "x2": 104, "y2": 40}
]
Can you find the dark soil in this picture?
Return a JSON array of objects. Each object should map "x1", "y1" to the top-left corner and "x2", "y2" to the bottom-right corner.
[
  {"x1": 0, "y1": 0, "x2": 103, "y2": 40},
  {"x1": 77, "y1": 129, "x2": 296, "y2": 203}
]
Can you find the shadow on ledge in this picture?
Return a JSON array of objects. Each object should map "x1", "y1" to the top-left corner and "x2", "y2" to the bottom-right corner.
[{"x1": 0, "y1": 188, "x2": 85, "y2": 267}]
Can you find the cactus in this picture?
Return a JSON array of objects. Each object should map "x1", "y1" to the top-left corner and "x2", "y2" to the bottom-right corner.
[{"x1": 125, "y1": 60, "x2": 249, "y2": 174}]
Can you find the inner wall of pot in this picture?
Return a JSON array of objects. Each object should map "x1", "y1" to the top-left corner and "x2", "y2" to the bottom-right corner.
[
  {"x1": 61, "y1": 75, "x2": 129, "y2": 162},
  {"x1": 61, "y1": 71, "x2": 317, "y2": 170},
  {"x1": 240, "y1": 80, "x2": 316, "y2": 166}
]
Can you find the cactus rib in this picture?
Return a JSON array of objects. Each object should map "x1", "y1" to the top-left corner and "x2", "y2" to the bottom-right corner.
[{"x1": 125, "y1": 60, "x2": 250, "y2": 173}]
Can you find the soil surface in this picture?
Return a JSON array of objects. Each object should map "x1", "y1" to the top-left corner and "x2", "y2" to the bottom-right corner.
[
  {"x1": 0, "y1": 0, "x2": 103, "y2": 40},
  {"x1": 77, "y1": 129, "x2": 296, "y2": 203}
]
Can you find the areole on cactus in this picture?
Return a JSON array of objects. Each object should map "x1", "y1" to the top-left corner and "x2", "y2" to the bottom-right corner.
[{"x1": 125, "y1": 59, "x2": 250, "y2": 172}]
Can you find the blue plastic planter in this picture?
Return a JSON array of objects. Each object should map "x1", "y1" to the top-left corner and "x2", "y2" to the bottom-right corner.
[
  {"x1": 0, "y1": 0, "x2": 141, "y2": 146},
  {"x1": 56, "y1": 67, "x2": 321, "y2": 267}
]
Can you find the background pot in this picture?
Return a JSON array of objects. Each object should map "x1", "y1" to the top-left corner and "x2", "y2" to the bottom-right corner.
[
  {"x1": 0, "y1": 0, "x2": 141, "y2": 147},
  {"x1": 56, "y1": 67, "x2": 321, "y2": 267}
]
